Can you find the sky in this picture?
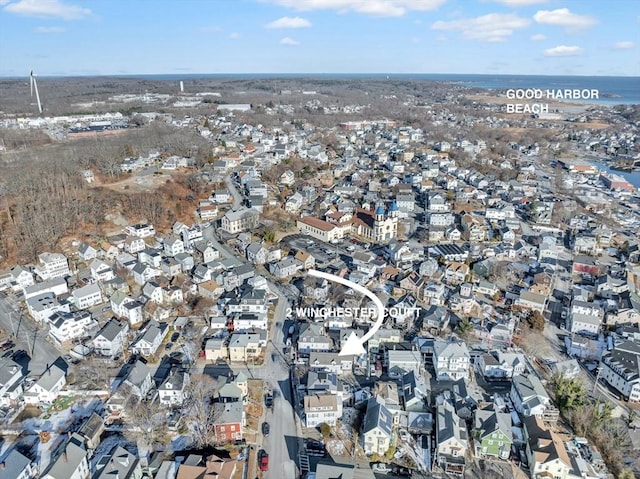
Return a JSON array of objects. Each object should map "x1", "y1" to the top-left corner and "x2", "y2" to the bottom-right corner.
[{"x1": 0, "y1": 0, "x2": 638, "y2": 76}]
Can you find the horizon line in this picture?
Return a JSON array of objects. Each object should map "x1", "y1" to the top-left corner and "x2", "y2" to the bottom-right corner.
[{"x1": 1, "y1": 72, "x2": 639, "y2": 79}]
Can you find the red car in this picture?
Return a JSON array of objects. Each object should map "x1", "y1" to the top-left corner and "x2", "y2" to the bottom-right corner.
[{"x1": 258, "y1": 450, "x2": 269, "y2": 471}]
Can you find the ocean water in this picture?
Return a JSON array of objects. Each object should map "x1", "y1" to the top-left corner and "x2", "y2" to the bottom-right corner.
[{"x1": 123, "y1": 73, "x2": 640, "y2": 105}]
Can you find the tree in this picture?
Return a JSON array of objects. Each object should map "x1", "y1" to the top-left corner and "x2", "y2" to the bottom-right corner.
[
  {"x1": 319, "y1": 422, "x2": 331, "y2": 438},
  {"x1": 182, "y1": 374, "x2": 220, "y2": 448},
  {"x1": 123, "y1": 393, "x2": 169, "y2": 449},
  {"x1": 456, "y1": 318, "x2": 473, "y2": 340},
  {"x1": 551, "y1": 374, "x2": 586, "y2": 412}
]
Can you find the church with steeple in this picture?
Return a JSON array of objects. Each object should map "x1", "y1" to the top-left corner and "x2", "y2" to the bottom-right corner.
[{"x1": 350, "y1": 202, "x2": 399, "y2": 243}]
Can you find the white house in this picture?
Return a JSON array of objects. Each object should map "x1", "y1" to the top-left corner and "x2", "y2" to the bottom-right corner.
[
  {"x1": 304, "y1": 393, "x2": 342, "y2": 428},
  {"x1": 158, "y1": 370, "x2": 189, "y2": 406},
  {"x1": 433, "y1": 340, "x2": 470, "y2": 381},
  {"x1": 72, "y1": 283, "x2": 103, "y2": 309},
  {"x1": 0, "y1": 358, "x2": 25, "y2": 407},
  {"x1": 92, "y1": 318, "x2": 129, "y2": 358},
  {"x1": 510, "y1": 375, "x2": 551, "y2": 418},
  {"x1": 24, "y1": 364, "x2": 66, "y2": 407},
  {"x1": 48, "y1": 311, "x2": 94, "y2": 344},
  {"x1": 35, "y1": 252, "x2": 70, "y2": 280},
  {"x1": 41, "y1": 433, "x2": 90, "y2": 479},
  {"x1": 130, "y1": 321, "x2": 168, "y2": 356}
]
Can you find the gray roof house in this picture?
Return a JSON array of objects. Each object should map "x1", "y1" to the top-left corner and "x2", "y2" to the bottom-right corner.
[{"x1": 41, "y1": 433, "x2": 89, "y2": 479}]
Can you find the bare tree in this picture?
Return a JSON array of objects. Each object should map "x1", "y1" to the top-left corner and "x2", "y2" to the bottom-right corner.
[{"x1": 181, "y1": 374, "x2": 220, "y2": 448}]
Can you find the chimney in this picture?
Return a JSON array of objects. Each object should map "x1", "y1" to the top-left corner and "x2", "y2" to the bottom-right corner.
[
  {"x1": 62, "y1": 452, "x2": 68, "y2": 462},
  {"x1": 0, "y1": 462, "x2": 5, "y2": 469}
]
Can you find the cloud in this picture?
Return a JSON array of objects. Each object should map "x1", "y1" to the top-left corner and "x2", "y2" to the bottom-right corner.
[
  {"x1": 530, "y1": 33, "x2": 545, "y2": 41},
  {"x1": 533, "y1": 8, "x2": 597, "y2": 29},
  {"x1": 3, "y1": 0, "x2": 91, "y2": 20},
  {"x1": 280, "y1": 36, "x2": 300, "y2": 45},
  {"x1": 265, "y1": 0, "x2": 446, "y2": 17},
  {"x1": 544, "y1": 45, "x2": 583, "y2": 57},
  {"x1": 431, "y1": 13, "x2": 530, "y2": 42},
  {"x1": 266, "y1": 16, "x2": 311, "y2": 28},
  {"x1": 229, "y1": 32, "x2": 240, "y2": 39},
  {"x1": 614, "y1": 41, "x2": 634, "y2": 49},
  {"x1": 488, "y1": 0, "x2": 548, "y2": 4},
  {"x1": 34, "y1": 25, "x2": 66, "y2": 33}
]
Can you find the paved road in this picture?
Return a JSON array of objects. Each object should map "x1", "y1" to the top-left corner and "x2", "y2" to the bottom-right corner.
[
  {"x1": 0, "y1": 292, "x2": 63, "y2": 375},
  {"x1": 225, "y1": 175, "x2": 243, "y2": 212}
]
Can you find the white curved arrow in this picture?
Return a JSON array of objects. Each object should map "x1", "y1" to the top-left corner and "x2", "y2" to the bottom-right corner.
[{"x1": 308, "y1": 269, "x2": 384, "y2": 356}]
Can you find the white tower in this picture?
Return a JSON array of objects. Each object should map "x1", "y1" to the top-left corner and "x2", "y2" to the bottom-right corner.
[
  {"x1": 180, "y1": 80, "x2": 184, "y2": 93},
  {"x1": 30, "y1": 70, "x2": 43, "y2": 114}
]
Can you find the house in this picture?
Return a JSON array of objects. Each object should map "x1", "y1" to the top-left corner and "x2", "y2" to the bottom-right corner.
[
  {"x1": 48, "y1": 311, "x2": 94, "y2": 344},
  {"x1": 214, "y1": 402, "x2": 244, "y2": 442},
  {"x1": 125, "y1": 223, "x2": 156, "y2": 238},
  {"x1": 24, "y1": 363, "x2": 66, "y2": 407},
  {"x1": 174, "y1": 454, "x2": 237, "y2": 479},
  {"x1": 386, "y1": 350, "x2": 423, "y2": 376},
  {"x1": 309, "y1": 352, "x2": 354, "y2": 376},
  {"x1": 122, "y1": 300, "x2": 144, "y2": 326},
  {"x1": 40, "y1": 433, "x2": 89, "y2": 479},
  {"x1": 435, "y1": 395, "x2": 467, "y2": 476},
  {"x1": 77, "y1": 243, "x2": 98, "y2": 261},
  {"x1": 92, "y1": 318, "x2": 129, "y2": 358},
  {"x1": 298, "y1": 323, "x2": 332, "y2": 354},
  {"x1": 228, "y1": 333, "x2": 262, "y2": 362},
  {"x1": 198, "y1": 280, "x2": 224, "y2": 299},
  {"x1": 285, "y1": 192, "x2": 304, "y2": 212},
  {"x1": 220, "y1": 208, "x2": 260, "y2": 234},
  {"x1": 163, "y1": 236, "x2": 185, "y2": 257},
  {"x1": 226, "y1": 287, "x2": 269, "y2": 315},
  {"x1": 9, "y1": 266, "x2": 34, "y2": 290},
  {"x1": 515, "y1": 291, "x2": 547, "y2": 313},
  {"x1": 401, "y1": 370, "x2": 430, "y2": 412},
  {"x1": 444, "y1": 262, "x2": 470, "y2": 284},
  {"x1": 72, "y1": 283, "x2": 103, "y2": 309},
  {"x1": 474, "y1": 403, "x2": 512, "y2": 459},
  {"x1": 124, "y1": 360, "x2": 153, "y2": 399},
  {"x1": 476, "y1": 351, "x2": 527, "y2": 379},
  {"x1": 204, "y1": 338, "x2": 227, "y2": 362},
  {"x1": 510, "y1": 375, "x2": 553, "y2": 419},
  {"x1": 23, "y1": 277, "x2": 69, "y2": 300},
  {"x1": 158, "y1": 370, "x2": 189, "y2": 406},
  {"x1": 304, "y1": 393, "x2": 343, "y2": 428},
  {"x1": 35, "y1": 252, "x2": 70, "y2": 280},
  {"x1": 89, "y1": 259, "x2": 115, "y2": 282},
  {"x1": 194, "y1": 241, "x2": 220, "y2": 264},
  {"x1": 130, "y1": 320, "x2": 169, "y2": 356},
  {"x1": 26, "y1": 293, "x2": 69, "y2": 323},
  {"x1": 124, "y1": 236, "x2": 146, "y2": 254},
  {"x1": 0, "y1": 358, "x2": 25, "y2": 407},
  {"x1": 361, "y1": 397, "x2": 393, "y2": 456},
  {"x1": 142, "y1": 281, "x2": 163, "y2": 304},
  {"x1": 523, "y1": 416, "x2": 572, "y2": 479},
  {"x1": 294, "y1": 250, "x2": 315, "y2": 270},
  {"x1": 93, "y1": 446, "x2": 142, "y2": 479},
  {"x1": 270, "y1": 257, "x2": 300, "y2": 278},
  {"x1": 432, "y1": 340, "x2": 470, "y2": 381},
  {"x1": 599, "y1": 348, "x2": 640, "y2": 402},
  {"x1": 0, "y1": 449, "x2": 38, "y2": 479},
  {"x1": 568, "y1": 312, "x2": 601, "y2": 335},
  {"x1": 132, "y1": 262, "x2": 159, "y2": 286}
]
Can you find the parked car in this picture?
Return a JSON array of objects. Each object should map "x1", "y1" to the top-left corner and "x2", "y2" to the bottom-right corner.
[
  {"x1": 170, "y1": 332, "x2": 180, "y2": 342},
  {"x1": 262, "y1": 422, "x2": 270, "y2": 436},
  {"x1": 1, "y1": 341, "x2": 15, "y2": 351},
  {"x1": 165, "y1": 342, "x2": 173, "y2": 350},
  {"x1": 372, "y1": 463, "x2": 391, "y2": 474},
  {"x1": 264, "y1": 392, "x2": 273, "y2": 408},
  {"x1": 258, "y1": 450, "x2": 269, "y2": 471}
]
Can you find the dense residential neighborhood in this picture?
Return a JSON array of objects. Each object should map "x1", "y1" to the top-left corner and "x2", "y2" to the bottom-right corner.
[{"x1": 0, "y1": 75, "x2": 639, "y2": 479}]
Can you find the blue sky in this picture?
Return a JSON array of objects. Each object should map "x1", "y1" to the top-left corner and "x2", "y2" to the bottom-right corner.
[{"x1": 0, "y1": 0, "x2": 638, "y2": 76}]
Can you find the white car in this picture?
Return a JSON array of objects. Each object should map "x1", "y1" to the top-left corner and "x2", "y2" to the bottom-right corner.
[{"x1": 372, "y1": 463, "x2": 391, "y2": 474}]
